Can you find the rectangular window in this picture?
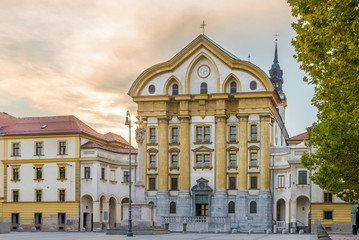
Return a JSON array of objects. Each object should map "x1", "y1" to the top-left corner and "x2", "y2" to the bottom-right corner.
[
  {"x1": 229, "y1": 176, "x2": 236, "y2": 190},
  {"x1": 35, "y1": 190, "x2": 42, "y2": 202},
  {"x1": 11, "y1": 213, "x2": 19, "y2": 224},
  {"x1": 278, "y1": 175, "x2": 285, "y2": 188},
  {"x1": 250, "y1": 176, "x2": 258, "y2": 189},
  {"x1": 229, "y1": 126, "x2": 236, "y2": 142},
  {"x1": 196, "y1": 127, "x2": 203, "y2": 142},
  {"x1": 12, "y1": 143, "x2": 20, "y2": 156},
  {"x1": 35, "y1": 167, "x2": 42, "y2": 180},
  {"x1": 171, "y1": 127, "x2": 178, "y2": 143},
  {"x1": 250, "y1": 152, "x2": 257, "y2": 167},
  {"x1": 59, "y1": 141, "x2": 67, "y2": 155},
  {"x1": 149, "y1": 177, "x2": 156, "y2": 190},
  {"x1": 58, "y1": 213, "x2": 66, "y2": 225},
  {"x1": 35, "y1": 142, "x2": 43, "y2": 155},
  {"x1": 171, "y1": 177, "x2": 178, "y2": 190},
  {"x1": 34, "y1": 213, "x2": 42, "y2": 225},
  {"x1": 13, "y1": 190, "x2": 19, "y2": 202},
  {"x1": 196, "y1": 126, "x2": 211, "y2": 143},
  {"x1": 196, "y1": 154, "x2": 202, "y2": 168},
  {"x1": 149, "y1": 155, "x2": 156, "y2": 168},
  {"x1": 250, "y1": 125, "x2": 257, "y2": 141},
  {"x1": 203, "y1": 154, "x2": 210, "y2": 167},
  {"x1": 101, "y1": 167, "x2": 105, "y2": 180},
  {"x1": 324, "y1": 192, "x2": 333, "y2": 203},
  {"x1": 84, "y1": 167, "x2": 91, "y2": 179},
  {"x1": 298, "y1": 170, "x2": 307, "y2": 184},
  {"x1": 149, "y1": 128, "x2": 156, "y2": 144},
  {"x1": 124, "y1": 171, "x2": 129, "y2": 183},
  {"x1": 323, "y1": 211, "x2": 333, "y2": 220},
  {"x1": 171, "y1": 154, "x2": 178, "y2": 168},
  {"x1": 59, "y1": 167, "x2": 66, "y2": 179},
  {"x1": 59, "y1": 189, "x2": 65, "y2": 202},
  {"x1": 229, "y1": 154, "x2": 236, "y2": 167},
  {"x1": 12, "y1": 168, "x2": 19, "y2": 180}
]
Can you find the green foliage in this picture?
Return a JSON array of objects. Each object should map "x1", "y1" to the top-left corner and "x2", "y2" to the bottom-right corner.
[{"x1": 288, "y1": 0, "x2": 359, "y2": 203}]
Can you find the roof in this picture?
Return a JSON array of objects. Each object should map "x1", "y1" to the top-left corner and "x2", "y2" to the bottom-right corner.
[
  {"x1": 82, "y1": 141, "x2": 137, "y2": 154},
  {"x1": 0, "y1": 113, "x2": 129, "y2": 147},
  {"x1": 286, "y1": 131, "x2": 308, "y2": 141},
  {"x1": 104, "y1": 132, "x2": 129, "y2": 146},
  {"x1": 201, "y1": 34, "x2": 241, "y2": 61}
]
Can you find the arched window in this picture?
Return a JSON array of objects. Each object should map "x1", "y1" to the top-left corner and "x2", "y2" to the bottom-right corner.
[
  {"x1": 230, "y1": 81, "x2": 237, "y2": 93},
  {"x1": 200, "y1": 82, "x2": 208, "y2": 94},
  {"x1": 172, "y1": 83, "x2": 179, "y2": 95},
  {"x1": 250, "y1": 201, "x2": 257, "y2": 214},
  {"x1": 170, "y1": 201, "x2": 176, "y2": 214},
  {"x1": 228, "y1": 201, "x2": 235, "y2": 213}
]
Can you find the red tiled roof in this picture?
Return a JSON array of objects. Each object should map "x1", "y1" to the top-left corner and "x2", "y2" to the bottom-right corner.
[
  {"x1": 0, "y1": 113, "x2": 129, "y2": 147},
  {"x1": 82, "y1": 141, "x2": 137, "y2": 154},
  {"x1": 287, "y1": 132, "x2": 308, "y2": 141},
  {"x1": 104, "y1": 132, "x2": 129, "y2": 146}
]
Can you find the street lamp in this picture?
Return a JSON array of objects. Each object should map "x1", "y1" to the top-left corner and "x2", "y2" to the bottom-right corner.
[{"x1": 125, "y1": 110, "x2": 133, "y2": 237}]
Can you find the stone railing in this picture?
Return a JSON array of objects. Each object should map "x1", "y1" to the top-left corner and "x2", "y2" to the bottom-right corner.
[{"x1": 162, "y1": 216, "x2": 230, "y2": 232}]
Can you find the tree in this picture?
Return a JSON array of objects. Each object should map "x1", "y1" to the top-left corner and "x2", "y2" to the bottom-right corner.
[{"x1": 288, "y1": 0, "x2": 359, "y2": 202}]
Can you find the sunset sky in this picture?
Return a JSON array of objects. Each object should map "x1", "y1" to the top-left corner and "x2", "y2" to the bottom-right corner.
[{"x1": 0, "y1": 0, "x2": 316, "y2": 144}]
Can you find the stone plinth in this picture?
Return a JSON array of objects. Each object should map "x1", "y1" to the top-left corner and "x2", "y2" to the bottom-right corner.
[{"x1": 121, "y1": 203, "x2": 154, "y2": 227}]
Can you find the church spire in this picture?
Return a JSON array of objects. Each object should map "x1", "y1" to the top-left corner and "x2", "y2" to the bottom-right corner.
[{"x1": 269, "y1": 37, "x2": 283, "y2": 93}]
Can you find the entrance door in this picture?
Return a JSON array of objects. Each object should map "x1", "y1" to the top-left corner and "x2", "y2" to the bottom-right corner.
[
  {"x1": 195, "y1": 195, "x2": 209, "y2": 216},
  {"x1": 83, "y1": 213, "x2": 88, "y2": 230}
]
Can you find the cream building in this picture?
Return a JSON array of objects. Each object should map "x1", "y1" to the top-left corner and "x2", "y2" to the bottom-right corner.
[
  {"x1": 128, "y1": 34, "x2": 289, "y2": 232},
  {"x1": 0, "y1": 114, "x2": 136, "y2": 231},
  {"x1": 272, "y1": 131, "x2": 356, "y2": 233}
]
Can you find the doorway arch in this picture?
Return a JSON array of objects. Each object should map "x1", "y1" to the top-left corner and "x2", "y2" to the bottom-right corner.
[
  {"x1": 81, "y1": 195, "x2": 93, "y2": 231},
  {"x1": 109, "y1": 197, "x2": 117, "y2": 229},
  {"x1": 277, "y1": 199, "x2": 286, "y2": 221},
  {"x1": 296, "y1": 196, "x2": 310, "y2": 232}
]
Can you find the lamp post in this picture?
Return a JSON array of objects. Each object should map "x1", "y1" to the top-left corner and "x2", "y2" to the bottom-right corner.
[{"x1": 125, "y1": 111, "x2": 133, "y2": 237}]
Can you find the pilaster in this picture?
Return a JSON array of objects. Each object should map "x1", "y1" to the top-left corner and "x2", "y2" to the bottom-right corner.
[
  {"x1": 237, "y1": 114, "x2": 248, "y2": 190},
  {"x1": 179, "y1": 116, "x2": 190, "y2": 191},
  {"x1": 215, "y1": 116, "x2": 226, "y2": 190},
  {"x1": 158, "y1": 117, "x2": 169, "y2": 191},
  {"x1": 260, "y1": 114, "x2": 271, "y2": 190}
]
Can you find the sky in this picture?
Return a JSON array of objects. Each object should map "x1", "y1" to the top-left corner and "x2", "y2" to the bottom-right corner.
[{"x1": 0, "y1": 0, "x2": 317, "y2": 144}]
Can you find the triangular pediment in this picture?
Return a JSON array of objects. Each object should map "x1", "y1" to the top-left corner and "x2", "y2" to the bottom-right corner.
[{"x1": 192, "y1": 145, "x2": 214, "y2": 152}]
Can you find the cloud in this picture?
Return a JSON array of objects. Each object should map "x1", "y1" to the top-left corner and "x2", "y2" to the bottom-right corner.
[{"x1": 0, "y1": 0, "x2": 315, "y2": 142}]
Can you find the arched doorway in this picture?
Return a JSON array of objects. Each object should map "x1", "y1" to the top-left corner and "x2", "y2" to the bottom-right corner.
[
  {"x1": 109, "y1": 197, "x2": 117, "y2": 229},
  {"x1": 81, "y1": 195, "x2": 93, "y2": 231},
  {"x1": 121, "y1": 197, "x2": 129, "y2": 221},
  {"x1": 99, "y1": 195, "x2": 107, "y2": 229},
  {"x1": 296, "y1": 196, "x2": 310, "y2": 232},
  {"x1": 277, "y1": 199, "x2": 286, "y2": 221}
]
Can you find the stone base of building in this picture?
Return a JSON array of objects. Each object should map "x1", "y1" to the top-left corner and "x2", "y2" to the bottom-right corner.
[{"x1": 122, "y1": 203, "x2": 154, "y2": 227}]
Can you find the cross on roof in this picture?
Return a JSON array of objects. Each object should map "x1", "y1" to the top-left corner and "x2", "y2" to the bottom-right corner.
[
  {"x1": 274, "y1": 32, "x2": 279, "y2": 42},
  {"x1": 248, "y1": 54, "x2": 251, "y2": 62},
  {"x1": 200, "y1": 20, "x2": 207, "y2": 34}
]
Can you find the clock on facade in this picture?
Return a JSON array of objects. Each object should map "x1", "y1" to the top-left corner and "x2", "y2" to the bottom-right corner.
[{"x1": 198, "y1": 65, "x2": 210, "y2": 78}]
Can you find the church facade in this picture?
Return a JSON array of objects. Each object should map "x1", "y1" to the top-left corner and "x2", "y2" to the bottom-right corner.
[{"x1": 128, "y1": 34, "x2": 288, "y2": 232}]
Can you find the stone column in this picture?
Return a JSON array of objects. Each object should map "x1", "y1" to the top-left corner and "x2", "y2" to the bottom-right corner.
[
  {"x1": 178, "y1": 116, "x2": 191, "y2": 216},
  {"x1": 142, "y1": 121, "x2": 147, "y2": 188},
  {"x1": 214, "y1": 116, "x2": 227, "y2": 217},
  {"x1": 236, "y1": 114, "x2": 248, "y2": 230},
  {"x1": 285, "y1": 200, "x2": 290, "y2": 230},
  {"x1": 260, "y1": 115, "x2": 271, "y2": 190},
  {"x1": 156, "y1": 117, "x2": 169, "y2": 223},
  {"x1": 258, "y1": 114, "x2": 272, "y2": 230},
  {"x1": 134, "y1": 119, "x2": 146, "y2": 203}
]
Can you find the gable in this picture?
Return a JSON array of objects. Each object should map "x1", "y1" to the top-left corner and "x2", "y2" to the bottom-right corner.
[{"x1": 128, "y1": 35, "x2": 274, "y2": 97}]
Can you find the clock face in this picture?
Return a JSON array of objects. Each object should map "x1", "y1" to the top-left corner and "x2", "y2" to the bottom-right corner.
[{"x1": 198, "y1": 65, "x2": 210, "y2": 78}]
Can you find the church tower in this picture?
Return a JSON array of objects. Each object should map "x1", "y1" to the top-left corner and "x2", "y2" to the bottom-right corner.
[{"x1": 269, "y1": 39, "x2": 287, "y2": 123}]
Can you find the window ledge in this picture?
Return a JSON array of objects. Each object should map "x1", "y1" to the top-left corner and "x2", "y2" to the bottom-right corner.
[
  {"x1": 82, "y1": 178, "x2": 92, "y2": 181},
  {"x1": 100, "y1": 179, "x2": 107, "y2": 182},
  {"x1": 11, "y1": 155, "x2": 21, "y2": 157},
  {"x1": 227, "y1": 141, "x2": 239, "y2": 144},
  {"x1": 193, "y1": 142, "x2": 212, "y2": 145},
  {"x1": 11, "y1": 179, "x2": 21, "y2": 182},
  {"x1": 121, "y1": 181, "x2": 133, "y2": 185},
  {"x1": 34, "y1": 179, "x2": 44, "y2": 182},
  {"x1": 193, "y1": 167, "x2": 213, "y2": 170},
  {"x1": 34, "y1": 155, "x2": 44, "y2": 157},
  {"x1": 170, "y1": 167, "x2": 179, "y2": 171},
  {"x1": 57, "y1": 178, "x2": 67, "y2": 182},
  {"x1": 169, "y1": 142, "x2": 180, "y2": 146},
  {"x1": 110, "y1": 180, "x2": 118, "y2": 184},
  {"x1": 227, "y1": 166, "x2": 238, "y2": 170},
  {"x1": 248, "y1": 140, "x2": 260, "y2": 143},
  {"x1": 276, "y1": 187, "x2": 286, "y2": 190},
  {"x1": 148, "y1": 168, "x2": 157, "y2": 171},
  {"x1": 147, "y1": 143, "x2": 158, "y2": 146},
  {"x1": 57, "y1": 154, "x2": 68, "y2": 156},
  {"x1": 297, "y1": 184, "x2": 309, "y2": 186},
  {"x1": 227, "y1": 188, "x2": 237, "y2": 190}
]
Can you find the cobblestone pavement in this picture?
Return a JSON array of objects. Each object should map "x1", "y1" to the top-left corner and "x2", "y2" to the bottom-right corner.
[{"x1": 0, "y1": 232, "x2": 357, "y2": 240}]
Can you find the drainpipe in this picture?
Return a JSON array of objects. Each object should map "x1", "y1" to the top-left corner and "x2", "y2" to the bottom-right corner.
[{"x1": 308, "y1": 145, "x2": 312, "y2": 233}]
